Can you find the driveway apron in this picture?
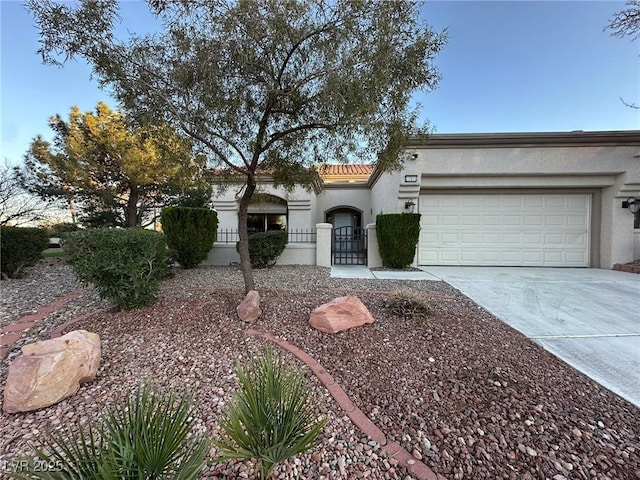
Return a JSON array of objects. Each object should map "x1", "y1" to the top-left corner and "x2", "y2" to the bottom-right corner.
[{"x1": 421, "y1": 267, "x2": 640, "y2": 408}]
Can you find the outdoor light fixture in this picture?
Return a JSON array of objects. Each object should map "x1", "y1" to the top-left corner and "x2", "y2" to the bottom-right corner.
[
  {"x1": 622, "y1": 197, "x2": 640, "y2": 214},
  {"x1": 405, "y1": 200, "x2": 416, "y2": 213}
]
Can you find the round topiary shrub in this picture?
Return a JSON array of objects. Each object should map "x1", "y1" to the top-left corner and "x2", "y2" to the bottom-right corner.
[{"x1": 238, "y1": 231, "x2": 288, "y2": 268}]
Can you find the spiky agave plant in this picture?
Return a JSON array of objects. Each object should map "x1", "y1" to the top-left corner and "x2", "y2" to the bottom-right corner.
[
  {"x1": 11, "y1": 382, "x2": 210, "y2": 480},
  {"x1": 213, "y1": 348, "x2": 326, "y2": 479}
]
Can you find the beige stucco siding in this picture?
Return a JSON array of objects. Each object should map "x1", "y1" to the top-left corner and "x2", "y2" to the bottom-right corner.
[
  {"x1": 316, "y1": 187, "x2": 373, "y2": 225},
  {"x1": 372, "y1": 140, "x2": 640, "y2": 268}
]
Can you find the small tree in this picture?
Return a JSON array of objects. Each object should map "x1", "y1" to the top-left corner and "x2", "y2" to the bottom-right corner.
[
  {"x1": 161, "y1": 207, "x2": 218, "y2": 268},
  {"x1": 27, "y1": 0, "x2": 446, "y2": 292}
]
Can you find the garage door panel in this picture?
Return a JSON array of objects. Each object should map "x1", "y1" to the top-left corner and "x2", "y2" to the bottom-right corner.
[
  {"x1": 441, "y1": 233, "x2": 458, "y2": 243},
  {"x1": 567, "y1": 233, "x2": 587, "y2": 246},
  {"x1": 418, "y1": 193, "x2": 590, "y2": 267},
  {"x1": 567, "y1": 215, "x2": 587, "y2": 227},
  {"x1": 545, "y1": 215, "x2": 565, "y2": 226}
]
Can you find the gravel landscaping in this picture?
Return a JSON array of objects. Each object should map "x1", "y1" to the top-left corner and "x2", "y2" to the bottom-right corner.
[{"x1": 1, "y1": 259, "x2": 639, "y2": 479}]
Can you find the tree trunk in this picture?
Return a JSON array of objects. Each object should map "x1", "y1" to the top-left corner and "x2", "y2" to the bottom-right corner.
[
  {"x1": 237, "y1": 180, "x2": 256, "y2": 293},
  {"x1": 126, "y1": 188, "x2": 139, "y2": 227}
]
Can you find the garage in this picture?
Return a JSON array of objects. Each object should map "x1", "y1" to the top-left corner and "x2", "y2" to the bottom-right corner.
[{"x1": 418, "y1": 193, "x2": 591, "y2": 267}]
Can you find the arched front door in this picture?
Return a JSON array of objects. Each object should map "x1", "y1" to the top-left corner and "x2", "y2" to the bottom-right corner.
[{"x1": 326, "y1": 207, "x2": 367, "y2": 265}]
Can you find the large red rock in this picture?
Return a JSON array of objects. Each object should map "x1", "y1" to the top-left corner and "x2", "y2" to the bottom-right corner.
[
  {"x1": 309, "y1": 296, "x2": 375, "y2": 334},
  {"x1": 3, "y1": 330, "x2": 101, "y2": 413},
  {"x1": 237, "y1": 290, "x2": 262, "y2": 322}
]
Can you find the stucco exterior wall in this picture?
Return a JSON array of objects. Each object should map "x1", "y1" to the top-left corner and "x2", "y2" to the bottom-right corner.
[
  {"x1": 316, "y1": 187, "x2": 373, "y2": 225},
  {"x1": 370, "y1": 169, "x2": 403, "y2": 216},
  {"x1": 208, "y1": 132, "x2": 639, "y2": 268},
  {"x1": 372, "y1": 141, "x2": 640, "y2": 268},
  {"x1": 211, "y1": 182, "x2": 317, "y2": 231}
]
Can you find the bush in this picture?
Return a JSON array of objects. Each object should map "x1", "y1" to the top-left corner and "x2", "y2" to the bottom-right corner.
[
  {"x1": 161, "y1": 207, "x2": 218, "y2": 268},
  {"x1": 46, "y1": 222, "x2": 80, "y2": 237},
  {"x1": 376, "y1": 213, "x2": 421, "y2": 268},
  {"x1": 13, "y1": 383, "x2": 210, "y2": 480},
  {"x1": 64, "y1": 228, "x2": 168, "y2": 310},
  {"x1": 0, "y1": 226, "x2": 49, "y2": 278},
  {"x1": 238, "y1": 231, "x2": 288, "y2": 268},
  {"x1": 383, "y1": 289, "x2": 432, "y2": 320},
  {"x1": 214, "y1": 348, "x2": 326, "y2": 480}
]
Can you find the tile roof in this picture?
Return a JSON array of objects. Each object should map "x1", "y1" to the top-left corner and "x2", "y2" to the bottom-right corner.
[{"x1": 318, "y1": 164, "x2": 375, "y2": 176}]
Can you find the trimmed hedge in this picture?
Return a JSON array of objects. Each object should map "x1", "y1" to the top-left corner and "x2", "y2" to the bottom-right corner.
[
  {"x1": 239, "y1": 231, "x2": 288, "y2": 268},
  {"x1": 0, "y1": 226, "x2": 49, "y2": 278},
  {"x1": 376, "y1": 213, "x2": 421, "y2": 268},
  {"x1": 161, "y1": 207, "x2": 218, "y2": 269},
  {"x1": 64, "y1": 228, "x2": 168, "y2": 310},
  {"x1": 46, "y1": 222, "x2": 80, "y2": 237}
]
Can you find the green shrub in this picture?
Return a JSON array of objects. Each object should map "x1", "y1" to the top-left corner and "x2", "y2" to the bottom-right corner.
[
  {"x1": 376, "y1": 213, "x2": 421, "y2": 268},
  {"x1": 383, "y1": 289, "x2": 432, "y2": 320},
  {"x1": 64, "y1": 228, "x2": 168, "y2": 310},
  {"x1": 0, "y1": 226, "x2": 49, "y2": 278},
  {"x1": 161, "y1": 207, "x2": 218, "y2": 269},
  {"x1": 238, "y1": 231, "x2": 288, "y2": 268},
  {"x1": 13, "y1": 383, "x2": 210, "y2": 480},
  {"x1": 214, "y1": 348, "x2": 326, "y2": 480},
  {"x1": 46, "y1": 222, "x2": 80, "y2": 237}
]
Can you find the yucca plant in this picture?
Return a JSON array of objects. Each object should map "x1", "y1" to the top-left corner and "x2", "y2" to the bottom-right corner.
[
  {"x1": 214, "y1": 349, "x2": 326, "y2": 479},
  {"x1": 11, "y1": 383, "x2": 210, "y2": 480}
]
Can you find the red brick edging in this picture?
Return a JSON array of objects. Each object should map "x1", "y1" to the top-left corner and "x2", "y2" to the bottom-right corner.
[
  {"x1": 1, "y1": 289, "x2": 84, "y2": 359},
  {"x1": 245, "y1": 329, "x2": 446, "y2": 480},
  {"x1": 613, "y1": 264, "x2": 640, "y2": 274}
]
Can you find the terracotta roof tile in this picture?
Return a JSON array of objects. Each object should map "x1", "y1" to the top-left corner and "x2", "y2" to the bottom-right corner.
[{"x1": 318, "y1": 164, "x2": 374, "y2": 176}]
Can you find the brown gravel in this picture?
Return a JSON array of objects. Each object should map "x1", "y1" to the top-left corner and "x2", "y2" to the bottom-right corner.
[{"x1": 1, "y1": 261, "x2": 639, "y2": 479}]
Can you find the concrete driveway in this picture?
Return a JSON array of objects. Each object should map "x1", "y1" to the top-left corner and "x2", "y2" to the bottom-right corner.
[{"x1": 420, "y1": 267, "x2": 640, "y2": 408}]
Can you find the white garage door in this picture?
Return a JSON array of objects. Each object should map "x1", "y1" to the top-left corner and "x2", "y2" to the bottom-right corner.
[{"x1": 418, "y1": 193, "x2": 590, "y2": 267}]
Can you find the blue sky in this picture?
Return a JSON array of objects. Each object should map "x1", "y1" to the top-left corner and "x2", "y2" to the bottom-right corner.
[{"x1": 1, "y1": 0, "x2": 639, "y2": 167}]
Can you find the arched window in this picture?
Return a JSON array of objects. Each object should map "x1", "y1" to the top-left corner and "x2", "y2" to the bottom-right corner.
[{"x1": 247, "y1": 194, "x2": 287, "y2": 234}]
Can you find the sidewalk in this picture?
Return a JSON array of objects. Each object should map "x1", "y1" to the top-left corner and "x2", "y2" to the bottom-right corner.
[{"x1": 330, "y1": 265, "x2": 440, "y2": 281}]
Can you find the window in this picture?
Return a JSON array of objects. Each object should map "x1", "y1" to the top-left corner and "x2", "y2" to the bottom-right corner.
[{"x1": 247, "y1": 213, "x2": 287, "y2": 234}]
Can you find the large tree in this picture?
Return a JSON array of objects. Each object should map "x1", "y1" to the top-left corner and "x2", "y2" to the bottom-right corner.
[
  {"x1": 28, "y1": 0, "x2": 446, "y2": 291},
  {"x1": 21, "y1": 102, "x2": 208, "y2": 228}
]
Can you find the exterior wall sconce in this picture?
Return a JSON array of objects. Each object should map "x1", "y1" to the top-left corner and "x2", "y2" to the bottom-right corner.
[
  {"x1": 623, "y1": 197, "x2": 640, "y2": 229},
  {"x1": 405, "y1": 200, "x2": 416, "y2": 213},
  {"x1": 622, "y1": 197, "x2": 640, "y2": 214},
  {"x1": 404, "y1": 174, "x2": 418, "y2": 183}
]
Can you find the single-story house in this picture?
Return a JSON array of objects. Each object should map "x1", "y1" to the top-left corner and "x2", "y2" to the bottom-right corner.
[{"x1": 206, "y1": 130, "x2": 640, "y2": 269}]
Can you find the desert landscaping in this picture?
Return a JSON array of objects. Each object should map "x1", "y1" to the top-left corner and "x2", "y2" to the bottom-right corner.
[{"x1": 1, "y1": 258, "x2": 639, "y2": 479}]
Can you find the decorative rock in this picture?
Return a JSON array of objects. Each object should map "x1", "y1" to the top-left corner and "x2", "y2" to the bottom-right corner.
[
  {"x1": 309, "y1": 296, "x2": 375, "y2": 333},
  {"x1": 3, "y1": 330, "x2": 101, "y2": 413},
  {"x1": 237, "y1": 290, "x2": 262, "y2": 322}
]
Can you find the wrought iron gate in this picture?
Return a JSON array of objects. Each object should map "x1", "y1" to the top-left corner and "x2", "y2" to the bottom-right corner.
[{"x1": 332, "y1": 226, "x2": 367, "y2": 265}]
